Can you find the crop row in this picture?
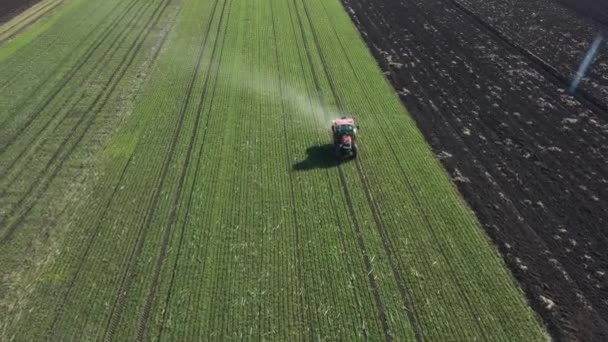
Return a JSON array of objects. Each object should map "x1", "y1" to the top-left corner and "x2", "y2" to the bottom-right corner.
[{"x1": 0, "y1": 0, "x2": 183, "y2": 338}]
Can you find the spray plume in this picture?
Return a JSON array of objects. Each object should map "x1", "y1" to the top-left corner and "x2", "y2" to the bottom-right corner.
[
  {"x1": 569, "y1": 33, "x2": 604, "y2": 95},
  {"x1": 223, "y1": 57, "x2": 347, "y2": 130}
]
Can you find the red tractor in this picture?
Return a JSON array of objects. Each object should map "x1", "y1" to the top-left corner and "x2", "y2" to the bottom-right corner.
[{"x1": 331, "y1": 117, "x2": 358, "y2": 159}]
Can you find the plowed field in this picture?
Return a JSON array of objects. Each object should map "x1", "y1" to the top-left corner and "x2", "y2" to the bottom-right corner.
[{"x1": 341, "y1": 0, "x2": 608, "y2": 340}]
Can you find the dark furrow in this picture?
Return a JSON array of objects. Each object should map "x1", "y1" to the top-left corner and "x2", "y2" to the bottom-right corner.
[
  {"x1": 419, "y1": 0, "x2": 608, "y2": 236},
  {"x1": 292, "y1": 0, "x2": 392, "y2": 339},
  {"x1": 438, "y1": 1, "x2": 608, "y2": 188},
  {"x1": 354, "y1": 0, "x2": 608, "y2": 289},
  {"x1": 0, "y1": 0, "x2": 152, "y2": 198},
  {"x1": 340, "y1": 0, "x2": 608, "y2": 339},
  {"x1": 450, "y1": 0, "x2": 608, "y2": 116},
  {"x1": 0, "y1": 0, "x2": 141, "y2": 152},
  {"x1": 135, "y1": 0, "x2": 231, "y2": 338},
  {"x1": 426, "y1": 2, "x2": 608, "y2": 182},
  {"x1": 385, "y1": 0, "x2": 608, "y2": 312},
  {"x1": 349, "y1": 5, "x2": 606, "y2": 337},
  {"x1": 100, "y1": 0, "x2": 227, "y2": 339},
  {"x1": 0, "y1": 0, "x2": 171, "y2": 244}
]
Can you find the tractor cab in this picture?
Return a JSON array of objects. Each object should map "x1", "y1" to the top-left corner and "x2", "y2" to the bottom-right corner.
[{"x1": 331, "y1": 117, "x2": 358, "y2": 159}]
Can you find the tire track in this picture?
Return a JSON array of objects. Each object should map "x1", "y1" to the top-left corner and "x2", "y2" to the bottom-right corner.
[
  {"x1": 45, "y1": 2, "x2": 179, "y2": 334},
  {"x1": 136, "y1": 0, "x2": 231, "y2": 339},
  {"x1": 0, "y1": 0, "x2": 152, "y2": 210},
  {"x1": 0, "y1": 0, "x2": 141, "y2": 152},
  {"x1": 355, "y1": 0, "x2": 608, "y2": 262},
  {"x1": 0, "y1": 0, "x2": 161, "y2": 228},
  {"x1": 320, "y1": 0, "x2": 490, "y2": 338},
  {"x1": 154, "y1": 14, "x2": 225, "y2": 333},
  {"x1": 0, "y1": 0, "x2": 115, "y2": 101},
  {"x1": 336, "y1": 0, "x2": 528, "y2": 336},
  {"x1": 309, "y1": 8, "x2": 424, "y2": 335},
  {"x1": 100, "y1": 0, "x2": 227, "y2": 339},
  {"x1": 335, "y1": 167, "x2": 391, "y2": 341},
  {"x1": 449, "y1": 0, "x2": 608, "y2": 116},
  {"x1": 299, "y1": 0, "x2": 428, "y2": 338},
  {"x1": 291, "y1": 0, "x2": 391, "y2": 339},
  {"x1": 351, "y1": 0, "x2": 608, "y2": 333},
  {"x1": 0, "y1": 0, "x2": 172, "y2": 244},
  {"x1": 0, "y1": 0, "x2": 146, "y2": 185}
]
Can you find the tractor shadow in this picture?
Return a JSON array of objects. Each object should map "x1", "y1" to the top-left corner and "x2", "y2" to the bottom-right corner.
[{"x1": 292, "y1": 144, "x2": 349, "y2": 171}]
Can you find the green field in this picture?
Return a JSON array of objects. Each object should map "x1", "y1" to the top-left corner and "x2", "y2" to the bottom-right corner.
[{"x1": 0, "y1": 0, "x2": 546, "y2": 340}]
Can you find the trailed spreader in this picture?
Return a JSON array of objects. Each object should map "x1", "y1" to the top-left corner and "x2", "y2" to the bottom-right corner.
[{"x1": 331, "y1": 117, "x2": 358, "y2": 159}]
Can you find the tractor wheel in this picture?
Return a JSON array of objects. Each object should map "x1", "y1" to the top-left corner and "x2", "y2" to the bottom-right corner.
[{"x1": 352, "y1": 143, "x2": 358, "y2": 158}]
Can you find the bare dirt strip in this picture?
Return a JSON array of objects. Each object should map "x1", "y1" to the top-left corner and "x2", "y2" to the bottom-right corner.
[
  {"x1": 0, "y1": 0, "x2": 63, "y2": 44},
  {"x1": 0, "y1": 0, "x2": 41, "y2": 23},
  {"x1": 341, "y1": 0, "x2": 608, "y2": 340}
]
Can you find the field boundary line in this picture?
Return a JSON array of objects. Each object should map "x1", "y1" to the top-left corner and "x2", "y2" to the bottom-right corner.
[
  {"x1": 314, "y1": 2, "x2": 428, "y2": 337},
  {"x1": 340, "y1": 0, "x2": 608, "y2": 337},
  {"x1": 325, "y1": 0, "x2": 489, "y2": 337},
  {"x1": 377, "y1": 0, "x2": 608, "y2": 319}
]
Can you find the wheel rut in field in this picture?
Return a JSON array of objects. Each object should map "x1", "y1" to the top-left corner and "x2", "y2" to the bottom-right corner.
[
  {"x1": 101, "y1": 0, "x2": 228, "y2": 339},
  {"x1": 136, "y1": 0, "x2": 233, "y2": 339},
  {"x1": 0, "y1": 0, "x2": 173, "y2": 245},
  {"x1": 301, "y1": 0, "x2": 429, "y2": 339},
  {"x1": 290, "y1": 0, "x2": 393, "y2": 339},
  {"x1": 44, "y1": 0, "x2": 180, "y2": 337}
]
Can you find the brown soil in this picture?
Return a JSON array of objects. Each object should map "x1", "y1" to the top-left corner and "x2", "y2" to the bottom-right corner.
[
  {"x1": 341, "y1": 0, "x2": 608, "y2": 340},
  {"x1": 0, "y1": 0, "x2": 42, "y2": 24}
]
